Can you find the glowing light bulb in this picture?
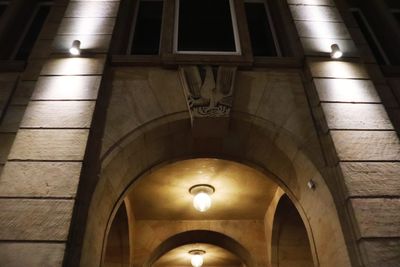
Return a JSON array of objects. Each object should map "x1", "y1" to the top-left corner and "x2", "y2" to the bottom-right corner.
[
  {"x1": 69, "y1": 40, "x2": 81, "y2": 56},
  {"x1": 191, "y1": 254, "x2": 204, "y2": 267},
  {"x1": 330, "y1": 44, "x2": 343, "y2": 59},
  {"x1": 193, "y1": 192, "x2": 212, "y2": 212},
  {"x1": 189, "y1": 250, "x2": 205, "y2": 267}
]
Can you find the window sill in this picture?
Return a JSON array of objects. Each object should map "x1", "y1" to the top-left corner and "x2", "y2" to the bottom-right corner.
[{"x1": 110, "y1": 54, "x2": 302, "y2": 69}]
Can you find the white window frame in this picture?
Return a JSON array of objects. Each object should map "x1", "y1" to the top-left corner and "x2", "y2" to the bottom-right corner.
[
  {"x1": 11, "y1": 1, "x2": 52, "y2": 60},
  {"x1": 244, "y1": 0, "x2": 282, "y2": 57},
  {"x1": 173, "y1": 0, "x2": 241, "y2": 55},
  {"x1": 350, "y1": 8, "x2": 391, "y2": 65},
  {"x1": 127, "y1": 0, "x2": 164, "y2": 55}
]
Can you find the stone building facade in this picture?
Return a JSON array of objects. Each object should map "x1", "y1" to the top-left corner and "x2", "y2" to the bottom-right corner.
[{"x1": 0, "y1": 0, "x2": 399, "y2": 266}]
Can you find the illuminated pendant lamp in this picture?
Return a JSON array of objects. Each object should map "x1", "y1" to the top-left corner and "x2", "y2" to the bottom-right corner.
[
  {"x1": 189, "y1": 250, "x2": 206, "y2": 267},
  {"x1": 189, "y1": 184, "x2": 215, "y2": 212}
]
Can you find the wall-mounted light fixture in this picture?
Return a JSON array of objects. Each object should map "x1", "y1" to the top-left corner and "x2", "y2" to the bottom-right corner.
[
  {"x1": 69, "y1": 40, "x2": 81, "y2": 56},
  {"x1": 330, "y1": 44, "x2": 343, "y2": 59},
  {"x1": 189, "y1": 249, "x2": 206, "y2": 267},
  {"x1": 189, "y1": 184, "x2": 215, "y2": 212},
  {"x1": 307, "y1": 180, "x2": 316, "y2": 190}
]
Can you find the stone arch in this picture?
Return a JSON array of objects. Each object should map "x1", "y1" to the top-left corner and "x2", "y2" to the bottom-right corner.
[
  {"x1": 144, "y1": 230, "x2": 254, "y2": 267},
  {"x1": 271, "y1": 194, "x2": 314, "y2": 267},
  {"x1": 79, "y1": 112, "x2": 352, "y2": 267}
]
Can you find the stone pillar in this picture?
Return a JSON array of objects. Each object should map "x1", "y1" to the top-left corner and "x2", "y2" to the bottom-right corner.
[
  {"x1": 288, "y1": 0, "x2": 400, "y2": 266},
  {"x1": 0, "y1": 0, "x2": 119, "y2": 266}
]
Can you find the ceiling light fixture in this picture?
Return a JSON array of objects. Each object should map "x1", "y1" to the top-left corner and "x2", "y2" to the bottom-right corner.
[
  {"x1": 69, "y1": 40, "x2": 81, "y2": 56},
  {"x1": 330, "y1": 44, "x2": 343, "y2": 59},
  {"x1": 189, "y1": 184, "x2": 215, "y2": 212},
  {"x1": 189, "y1": 249, "x2": 206, "y2": 267}
]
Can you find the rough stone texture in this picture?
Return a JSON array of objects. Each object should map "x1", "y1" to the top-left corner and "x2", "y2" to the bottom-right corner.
[
  {"x1": 65, "y1": 1, "x2": 119, "y2": 17},
  {"x1": 360, "y1": 239, "x2": 400, "y2": 267},
  {"x1": 322, "y1": 103, "x2": 393, "y2": 130},
  {"x1": 295, "y1": 21, "x2": 351, "y2": 39},
  {"x1": 287, "y1": 0, "x2": 334, "y2": 5},
  {"x1": 308, "y1": 60, "x2": 370, "y2": 79},
  {"x1": 0, "y1": 242, "x2": 65, "y2": 267},
  {"x1": 21, "y1": 101, "x2": 95, "y2": 128},
  {"x1": 41, "y1": 57, "x2": 105, "y2": 76},
  {"x1": 0, "y1": 199, "x2": 74, "y2": 240},
  {"x1": 314, "y1": 78, "x2": 380, "y2": 103},
  {"x1": 32, "y1": 76, "x2": 101, "y2": 100},
  {"x1": 0, "y1": 162, "x2": 81, "y2": 197},
  {"x1": 58, "y1": 18, "x2": 116, "y2": 34},
  {"x1": 8, "y1": 129, "x2": 89, "y2": 161},
  {"x1": 290, "y1": 5, "x2": 342, "y2": 22},
  {"x1": 351, "y1": 198, "x2": 400, "y2": 238},
  {"x1": 331, "y1": 130, "x2": 400, "y2": 161},
  {"x1": 341, "y1": 162, "x2": 400, "y2": 197},
  {"x1": 0, "y1": 133, "x2": 15, "y2": 163},
  {"x1": 0, "y1": 106, "x2": 26, "y2": 132},
  {"x1": 10, "y1": 81, "x2": 36, "y2": 105}
]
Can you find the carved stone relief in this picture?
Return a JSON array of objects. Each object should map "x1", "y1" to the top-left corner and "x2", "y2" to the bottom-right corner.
[{"x1": 179, "y1": 65, "x2": 237, "y2": 137}]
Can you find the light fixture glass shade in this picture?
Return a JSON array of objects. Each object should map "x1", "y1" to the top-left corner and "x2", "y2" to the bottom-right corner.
[
  {"x1": 191, "y1": 254, "x2": 204, "y2": 267},
  {"x1": 193, "y1": 192, "x2": 212, "y2": 212},
  {"x1": 330, "y1": 44, "x2": 343, "y2": 59},
  {"x1": 69, "y1": 40, "x2": 81, "y2": 56}
]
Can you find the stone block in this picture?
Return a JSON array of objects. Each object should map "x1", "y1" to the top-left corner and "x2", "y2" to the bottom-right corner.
[
  {"x1": 21, "y1": 60, "x2": 46, "y2": 81},
  {"x1": 65, "y1": 1, "x2": 119, "y2": 18},
  {"x1": 0, "y1": 133, "x2": 15, "y2": 163},
  {"x1": 351, "y1": 198, "x2": 400, "y2": 238},
  {"x1": 58, "y1": 18, "x2": 115, "y2": 34},
  {"x1": 340, "y1": 162, "x2": 400, "y2": 197},
  {"x1": 314, "y1": 78, "x2": 380, "y2": 103},
  {"x1": 0, "y1": 199, "x2": 74, "y2": 240},
  {"x1": 52, "y1": 34, "x2": 111, "y2": 53},
  {"x1": 9, "y1": 129, "x2": 89, "y2": 161},
  {"x1": 359, "y1": 239, "x2": 400, "y2": 267},
  {"x1": 0, "y1": 242, "x2": 65, "y2": 267},
  {"x1": 308, "y1": 59, "x2": 370, "y2": 79},
  {"x1": 322, "y1": 103, "x2": 393, "y2": 130},
  {"x1": 295, "y1": 21, "x2": 350, "y2": 39},
  {"x1": 331, "y1": 130, "x2": 400, "y2": 161},
  {"x1": 10, "y1": 81, "x2": 36, "y2": 105},
  {"x1": 41, "y1": 56, "x2": 105, "y2": 76},
  {"x1": 32, "y1": 76, "x2": 101, "y2": 100},
  {"x1": 0, "y1": 106, "x2": 26, "y2": 132},
  {"x1": 287, "y1": 0, "x2": 335, "y2": 5},
  {"x1": 290, "y1": 5, "x2": 342, "y2": 22},
  {"x1": 0, "y1": 161, "x2": 81, "y2": 197},
  {"x1": 21, "y1": 101, "x2": 95, "y2": 128}
]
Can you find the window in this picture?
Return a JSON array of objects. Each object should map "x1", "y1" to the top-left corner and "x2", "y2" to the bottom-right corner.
[
  {"x1": 351, "y1": 8, "x2": 390, "y2": 65},
  {"x1": 13, "y1": 1, "x2": 51, "y2": 60},
  {"x1": 392, "y1": 9, "x2": 400, "y2": 25},
  {"x1": 0, "y1": 1, "x2": 8, "y2": 17},
  {"x1": 129, "y1": 0, "x2": 163, "y2": 55},
  {"x1": 174, "y1": 0, "x2": 241, "y2": 54},
  {"x1": 244, "y1": 0, "x2": 280, "y2": 57}
]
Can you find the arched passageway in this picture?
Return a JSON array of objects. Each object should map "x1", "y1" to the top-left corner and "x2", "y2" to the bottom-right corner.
[{"x1": 80, "y1": 113, "x2": 351, "y2": 267}]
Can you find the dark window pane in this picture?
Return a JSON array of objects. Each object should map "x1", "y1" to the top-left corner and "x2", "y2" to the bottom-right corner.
[
  {"x1": 352, "y1": 10, "x2": 388, "y2": 65},
  {"x1": 178, "y1": 0, "x2": 236, "y2": 52},
  {"x1": 15, "y1": 5, "x2": 50, "y2": 60},
  {"x1": 245, "y1": 2, "x2": 277, "y2": 56},
  {"x1": 0, "y1": 4, "x2": 7, "y2": 17},
  {"x1": 131, "y1": 1, "x2": 163, "y2": 55},
  {"x1": 394, "y1": 12, "x2": 400, "y2": 26}
]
